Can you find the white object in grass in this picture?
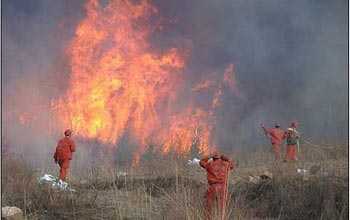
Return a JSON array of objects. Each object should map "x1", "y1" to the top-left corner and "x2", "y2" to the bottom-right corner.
[
  {"x1": 39, "y1": 174, "x2": 76, "y2": 192},
  {"x1": 187, "y1": 158, "x2": 201, "y2": 165},
  {"x1": 2, "y1": 206, "x2": 23, "y2": 220},
  {"x1": 297, "y1": 169, "x2": 307, "y2": 175}
]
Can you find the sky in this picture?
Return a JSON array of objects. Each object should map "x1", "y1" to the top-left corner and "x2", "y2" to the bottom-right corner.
[{"x1": 2, "y1": 0, "x2": 348, "y2": 164}]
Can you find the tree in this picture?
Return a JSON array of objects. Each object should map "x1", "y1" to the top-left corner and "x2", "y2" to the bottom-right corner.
[{"x1": 189, "y1": 126, "x2": 205, "y2": 159}]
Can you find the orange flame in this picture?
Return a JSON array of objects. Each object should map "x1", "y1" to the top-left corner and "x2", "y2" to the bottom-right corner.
[
  {"x1": 223, "y1": 63, "x2": 240, "y2": 97},
  {"x1": 18, "y1": 115, "x2": 27, "y2": 124},
  {"x1": 52, "y1": 0, "x2": 241, "y2": 163},
  {"x1": 191, "y1": 80, "x2": 215, "y2": 92},
  {"x1": 55, "y1": 0, "x2": 184, "y2": 144},
  {"x1": 15, "y1": 111, "x2": 38, "y2": 125},
  {"x1": 132, "y1": 153, "x2": 141, "y2": 167}
]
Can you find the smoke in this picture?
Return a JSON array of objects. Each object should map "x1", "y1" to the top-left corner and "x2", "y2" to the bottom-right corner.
[
  {"x1": 2, "y1": 0, "x2": 86, "y2": 167},
  {"x1": 2, "y1": 0, "x2": 348, "y2": 166},
  {"x1": 151, "y1": 0, "x2": 348, "y2": 147}
]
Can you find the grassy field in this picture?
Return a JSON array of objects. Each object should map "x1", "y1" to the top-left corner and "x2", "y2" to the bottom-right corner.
[{"x1": 2, "y1": 141, "x2": 348, "y2": 220}]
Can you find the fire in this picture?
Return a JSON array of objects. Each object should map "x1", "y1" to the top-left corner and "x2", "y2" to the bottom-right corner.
[
  {"x1": 132, "y1": 153, "x2": 141, "y2": 167},
  {"x1": 223, "y1": 64, "x2": 240, "y2": 97},
  {"x1": 15, "y1": 110, "x2": 38, "y2": 125},
  {"x1": 18, "y1": 115, "x2": 27, "y2": 124},
  {"x1": 55, "y1": 0, "x2": 184, "y2": 144},
  {"x1": 52, "y1": 0, "x2": 241, "y2": 162},
  {"x1": 161, "y1": 107, "x2": 212, "y2": 155},
  {"x1": 191, "y1": 80, "x2": 215, "y2": 92}
]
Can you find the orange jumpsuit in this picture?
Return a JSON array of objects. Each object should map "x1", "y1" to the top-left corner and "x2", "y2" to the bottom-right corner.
[
  {"x1": 54, "y1": 137, "x2": 76, "y2": 181},
  {"x1": 262, "y1": 126, "x2": 286, "y2": 160},
  {"x1": 200, "y1": 155, "x2": 234, "y2": 220},
  {"x1": 284, "y1": 127, "x2": 299, "y2": 162}
]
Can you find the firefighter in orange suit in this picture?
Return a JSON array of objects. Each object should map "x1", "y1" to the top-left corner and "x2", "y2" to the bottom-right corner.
[
  {"x1": 284, "y1": 121, "x2": 300, "y2": 162},
  {"x1": 260, "y1": 122, "x2": 286, "y2": 161},
  {"x1": 54, "y1": 129, "x2": 76, "y2": 181},
  {"x1": 200, "y1": 151, "x2": 234, "y2": 220}
]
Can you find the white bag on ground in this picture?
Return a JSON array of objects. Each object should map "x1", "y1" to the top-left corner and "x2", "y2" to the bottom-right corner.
[{"x1": 38, "y1": 174, "x2": 76, "y2": 192}]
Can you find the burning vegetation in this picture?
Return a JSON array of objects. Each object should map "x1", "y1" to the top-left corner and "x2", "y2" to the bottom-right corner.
[
  {"x1": 51, "y1": 0, "x2": 241, "y2": 162},
  {"x1": 2, "y1": 0, "x2": 348, "y2": 219}
]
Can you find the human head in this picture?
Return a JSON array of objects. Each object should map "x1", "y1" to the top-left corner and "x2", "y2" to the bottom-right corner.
[
  {"x1": 274, "y1": 122, "x2": 280, "y2": 128},
  {"x1": 291, "y1": 121, "x2": 299, "y2": 128},
  {"x1": 212, "y1": 151, "x2": 222, "y2": 160},
  {"x1": 64, "y1": 129, "x2": 73, "y2": 136}
]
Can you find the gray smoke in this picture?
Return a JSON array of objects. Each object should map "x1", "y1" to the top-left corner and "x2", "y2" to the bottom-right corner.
[
  {"x1": 3, "y1": 0, "x2": 348, "y2": 166},
  {"x1": 2, "y1": 0, "x2": 86, "y2": 167},
  {"x1": 151, "y1": 0, "x2": 348, "y2": 148}
]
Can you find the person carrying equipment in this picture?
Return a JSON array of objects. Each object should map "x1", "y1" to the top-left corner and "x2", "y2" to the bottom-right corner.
[
  {"x1": 200, "y1": 151, "x2": 234, "y2": 220},
  {"x1": 284, "y1": 121, "x2": 300, "y2": 162},
  {"x1": 260, "y1": 122, "x2": 286, "y2": 161},
  {"x1": 53, "y1": 129, "x2": 76, "y2": 181}
]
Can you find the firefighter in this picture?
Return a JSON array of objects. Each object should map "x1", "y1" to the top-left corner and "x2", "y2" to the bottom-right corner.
[
  {"x1": 53, "y1": 129, "x2": 76, "y2": 181},
  {"x1": 200, "y1": 151, "x2": 234, "y2": 220},
  {"x1": 260, "y1": 122, "x2": 286, "y2": 161},
  {"x1": 284, "y1": 121, "x2": 300, "y2": 162}
]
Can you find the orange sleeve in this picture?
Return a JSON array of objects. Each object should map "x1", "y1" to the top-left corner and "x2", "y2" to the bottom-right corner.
[
  {"x1": 199, "y1": 156, "x2": 210, "y2": 169},
  {"x1": 53, "y1": 142, "x2": 59, "y2": 160},
  {"x1": 70, "y1": 139, "x2": 76, "y2": 153},
  {"x1": 222, "y1": 155, "x2": 234, "y2": 170},
  {"x1": 262, "y1": 126, "x2": 271, "y2": 135}
]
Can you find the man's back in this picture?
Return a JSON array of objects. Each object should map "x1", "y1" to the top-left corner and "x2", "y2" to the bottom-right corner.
[
  {"x1": 200, "y1": 152, "x2": 234, "y2": 220},
  {"x1": 55, "y1": 137, "x2": 76, "y2": 160},
  {"x1": 200, "y1": 157, "x2": 234, "y2": 185},
  {"x1": 286, "y1": 127, "x2": 299, "y2": 145},
  {"x1": 268, "y1": 128, "x2": 286, "y2": 144}
]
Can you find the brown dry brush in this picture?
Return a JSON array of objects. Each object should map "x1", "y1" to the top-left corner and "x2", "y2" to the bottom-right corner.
[
  {"x1": 2, "y1": 154, "x2": 109, "y2": 220},
  {"x1": 232, "y1": 176, "x2": 348, "y2": 220},
  {"x1": 2, "y1": 145, "x2": 349, "y2": 220}
]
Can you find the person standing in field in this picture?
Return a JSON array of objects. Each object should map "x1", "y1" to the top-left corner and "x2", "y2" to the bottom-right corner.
[
  {"x1": 54, "y1": 129, "x2": 76, "y2": 181},
  {"x1": 260, "y1": 122, "x2": 286, "y2": 161},
  {"x1": 284, "y1": 121, "x2": 300, "y2": 162},
  {"x1": 200, "y1": 151, "x2": 234, "y2": 220}
]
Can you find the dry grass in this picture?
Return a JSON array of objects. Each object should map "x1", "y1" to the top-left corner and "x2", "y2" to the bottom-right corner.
[{"x1": 2, "y1": 141, "x2": 348, "y2": 220}]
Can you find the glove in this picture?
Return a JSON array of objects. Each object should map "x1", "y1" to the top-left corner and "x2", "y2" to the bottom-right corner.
[
  {"x1": 221, "y1": 155, "x2": 230, "y2": 162},
  {"x1": 203, "y1": 155, "x2": 210, "y2": 160}
]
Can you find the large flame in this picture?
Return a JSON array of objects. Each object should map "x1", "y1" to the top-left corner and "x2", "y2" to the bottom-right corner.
[{"x1": 53, "y1": 0, "x2": 241, "y2": 160}]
